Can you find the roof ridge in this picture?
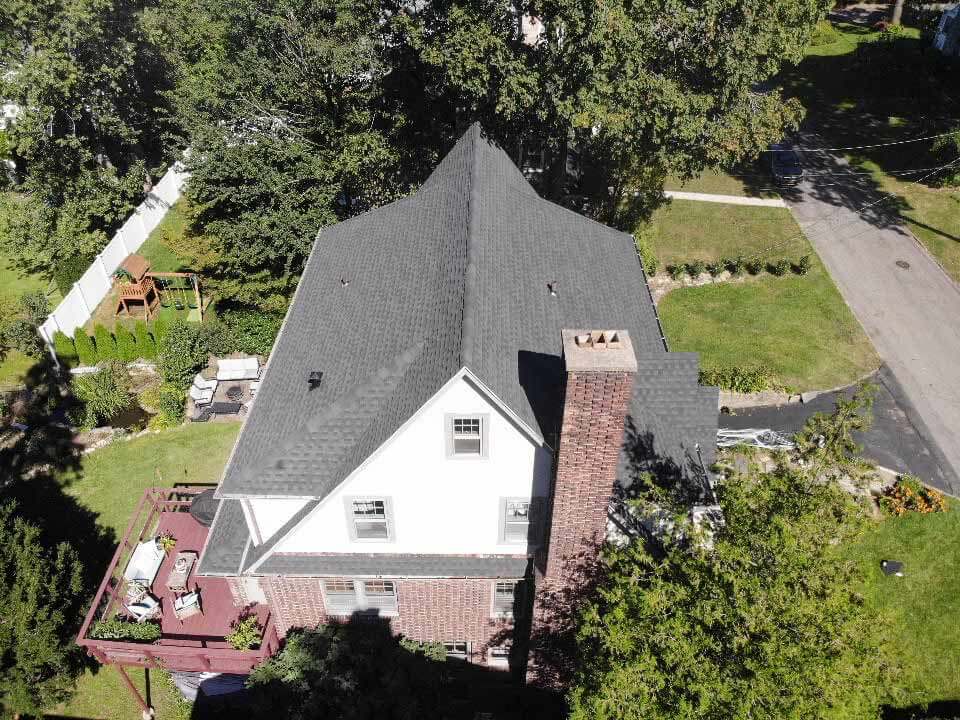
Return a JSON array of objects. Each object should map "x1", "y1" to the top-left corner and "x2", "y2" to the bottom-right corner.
[{"x1": 460, "y1": 122, "x2": 483, "y2": 370}]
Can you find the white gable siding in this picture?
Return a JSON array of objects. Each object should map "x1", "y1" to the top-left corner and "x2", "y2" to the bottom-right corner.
[
  {"x1": 270, "y1": 373, "x2": 552, "y2": 556},
  {"x1": 248, "y1": 498, "x2": 311, "y2": 542}
]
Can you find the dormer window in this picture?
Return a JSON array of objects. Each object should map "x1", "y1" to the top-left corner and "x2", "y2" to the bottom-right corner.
[{"x1": 446, "y1": 414, "x2": 489, "y2": 458}]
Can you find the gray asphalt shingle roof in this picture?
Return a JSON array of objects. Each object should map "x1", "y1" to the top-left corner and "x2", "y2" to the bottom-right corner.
[{"x1": 200, "y1": 123, "x2": 717, "y2": 577}]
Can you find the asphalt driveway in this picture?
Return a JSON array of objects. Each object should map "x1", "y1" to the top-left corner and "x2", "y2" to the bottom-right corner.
[
  {"x1": 780, "y1": 134, "x2": 960, "y2": 494},
  {"x1": 719, "y1": 367, "x2": 959, "y2": 496}
]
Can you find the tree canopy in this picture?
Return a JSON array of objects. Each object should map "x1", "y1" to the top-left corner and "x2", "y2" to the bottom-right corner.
[{"x1": 0, "y1": 501, "x2": 86, "y2": 717}]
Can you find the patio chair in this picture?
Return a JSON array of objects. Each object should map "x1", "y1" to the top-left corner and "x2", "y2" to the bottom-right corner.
[
  {"x1": 249, "y1": 380, "x2": 260, "y2": 396},
  {"x1": 127, "y1": 594, "x2": 161, "y2": 623},
  {"x1": 192, "y1": 373, "x2": 218, "y2": 392},
  {"x1": 174, "y1": 591, "x2": 202, "y2": 622},
  {"x1": 123, "y1": 539, "x2": 166, "y2": 586},
  {"x1": 189, "y1": 385, "x2": 214, "y2": 405}
]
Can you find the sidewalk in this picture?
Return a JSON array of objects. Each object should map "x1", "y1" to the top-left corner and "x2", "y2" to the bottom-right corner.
[{"x1": 663, "y1": 190, "x2": 787, "y2": 208}]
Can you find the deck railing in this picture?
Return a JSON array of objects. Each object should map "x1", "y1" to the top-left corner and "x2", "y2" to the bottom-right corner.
[{"x1": 76, "y1": 487, "x2": 279, "y2": 674}]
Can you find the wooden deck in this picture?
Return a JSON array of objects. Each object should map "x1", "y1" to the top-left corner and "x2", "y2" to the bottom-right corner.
[{"x1": 77, "y1": 488, "x2": 279, "y2": 673}]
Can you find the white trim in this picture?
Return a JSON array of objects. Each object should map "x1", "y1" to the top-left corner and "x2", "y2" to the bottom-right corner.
[
  {"x1": 240, "y1": 499, "x2": 264, "y2": 545},
  {"x1": 490, "y1": 579, "x2": 517, "y2": 619},
  {"x1": 245, "y1": 366, "x2": 546, "y2": 573},
  {"x1": 343, "y1": 496, "x2": 396, "y2": 543}
]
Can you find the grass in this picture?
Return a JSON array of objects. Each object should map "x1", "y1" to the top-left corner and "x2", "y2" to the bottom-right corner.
[
  {"x1": 840, "y1": 508, "x2": 960, "y2": 715},
  {"x1": 137, "y1": 200, "x2": 192, "y2": 273},
  {"x1": 47, "y1": 424, "x2": 241, "y2": 719},
  {"x1": 663, "y1": 168, "x2": 780, "y2": 199},
  {"x1": 646, "y1": 200, "x2": 809, "y2": 267},
  {"x1": 658, "y1": 255, "x2": 878, "y2": 391}
]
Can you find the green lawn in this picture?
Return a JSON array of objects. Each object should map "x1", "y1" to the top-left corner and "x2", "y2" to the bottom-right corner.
[
  {"x1": 658, "y1": 256, "x2": 878, "y2": 391},
  {"x1": 137, "y1": 200, "x2": 193, "y2": 273},
  {"x1": 647, "y1": 200, "x2": 808, "y2": 267},
  {"x1": 48, "y1": 423, "x2": 241, "y2": 719},
  {"x1": 663, "y1": 169, "x2": 780, "y2": 199},
  {"x1": 839, "y1": 509, "x2": 960, "y2": 716}
]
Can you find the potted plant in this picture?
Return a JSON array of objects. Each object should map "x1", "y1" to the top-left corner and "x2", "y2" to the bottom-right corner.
[
  {"x1": 156, "y1": 532, "x2": 177, "y2": 554},
  {"x1": 226, "y1": 615, "x2": 262, "y2": 651}
]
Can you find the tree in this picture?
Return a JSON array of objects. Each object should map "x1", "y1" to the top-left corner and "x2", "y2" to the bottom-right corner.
[
  {"x1": 143, "y1": 0, "x2": 409, "y2": 304},
  {"x1": 567, "y1": 463, "x2": 881, "y2": 720},
  {"x1": 0, "y1": 0, "x2": 174, "y2": 279},
  {"x1": 72, "y1": 331, "x2": 97, "y2": 367},
  {"x1": 114, "y1": 325, "x2": 138, "y2": 362},
  {"x1": 0, "y1": 501, "x2": 85, "y2": 716},
  {"x1": 891, "y1": 0, "x2": 905, "y2": 25},
  {"x1": 397, "y1": 0, "x2": 830, "y2": 223},
  {"x1": 248, "y1": 623, "x2": 446, "y2": 720}
]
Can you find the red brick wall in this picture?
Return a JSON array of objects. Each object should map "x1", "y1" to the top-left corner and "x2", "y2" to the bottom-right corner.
[
  {"x1": 260, "y1": 576, "x2": 514, "y2": 662},
  {"x1": 543, "y1": 369, "x2": 635, "y2": 580}
]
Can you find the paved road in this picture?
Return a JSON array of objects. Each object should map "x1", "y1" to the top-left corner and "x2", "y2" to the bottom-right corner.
[
  {"x1": 720, "y1": 367, "x2": 959, "y2": 496},
  {"x1": 781, "y1": 135, "x2": 960, "y2": 492}
]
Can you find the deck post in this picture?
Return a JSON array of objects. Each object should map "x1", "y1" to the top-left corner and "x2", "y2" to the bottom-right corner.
[{"x1": 116, "y1": 665, "x2": 154, "y2": 719}]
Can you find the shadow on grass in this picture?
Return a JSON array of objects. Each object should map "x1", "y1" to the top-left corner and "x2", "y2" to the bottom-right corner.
[
  {"x1": 1, "y1": 357, "x2": 119, "y2": 695},
  {"x1": 882, "y1": 700, "x2": 960, "y2": 720}
]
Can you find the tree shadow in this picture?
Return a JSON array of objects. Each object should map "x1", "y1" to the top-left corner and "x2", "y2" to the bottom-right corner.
[
  {"x1": 194, "y1": 615, "x2": 561, "y2": 720},
  {"x1": 881, "y1": 700, "x2": 960, "y2": 720},
  {"x1": 0, "y1": 357, "x2": 119, "y2": 689}
]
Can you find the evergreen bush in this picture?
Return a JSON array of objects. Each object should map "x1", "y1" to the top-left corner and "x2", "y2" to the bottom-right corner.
[
  {"x1": 745, "y1": 257, "x2": 764, "y2": 275},
  {"x1": 768, "y1": 258, "x2": 790, "y2": 276},
  {"x1": 134, "y1": 321, "x2": 157, "y2": 360},
  {"x1": 795, "y1": 254, "x2": 812, "y2": 275},
  {"x1": 151, "y1": 315, "x2": 170, "y2": 346},
  {"x1": 92, "y1": 324, "x2": 117, "y2": 361},
  {"x1": 633, "y1": 229, "x2": 659, "y2": 276},
  {"x1": 706, "y1": 261, "x2": 724, "y2": 278},
  {"x1": 699, "y1": 365, "x2": 777, "y2": 393},
  {"x1": 667, "y1": 264, "x2": 685, "y2": 281},
  {"x1": 115, "y1": 325, "x2": 138, "y2": 362},
  {"x1": 52, "y1": 331, "x2": 78, "y2": 367},
  {"x1": 724, "y1": 255, "x2": 745, "y2": 276},
  {"x1": 686, "y1": 259, "x2": 706, "y2": 278},
  {"x1": 73, "y1": 332, "x2": 97, "y2": 366},
  {"x1": 220, "y1": 308, "x2": 284, "y2": 356}
]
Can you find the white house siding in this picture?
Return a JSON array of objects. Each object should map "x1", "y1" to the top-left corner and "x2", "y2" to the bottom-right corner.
[
  {"x1": 248, "y1": 498, "x2": 311, "y2": 540},
  {"x1": 264, "y1": 372, "x2": 552, "y2": 556}
]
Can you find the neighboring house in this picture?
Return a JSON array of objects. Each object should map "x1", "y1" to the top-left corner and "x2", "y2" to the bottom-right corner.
[
  {"x1": 933, "y1": 6, "x2": 960, "y2": 56},
  {"x1": 77, "y1": 124, "x2": 716, "y2": 703}
]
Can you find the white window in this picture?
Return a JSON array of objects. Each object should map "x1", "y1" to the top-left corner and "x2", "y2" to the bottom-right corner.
[
  {"x1": 500, "y1": 498, "x2": 532, "y2": 544},
  {"x1": 487, "y1": 644, "x2": 511, "y2": 668},
  {"x1": 345, "y1": 497, "x2": 393, "y2": 541},
  {"x1": 443, "y1": 640, "x2": 471, "y2": 662},
  {"x1": 445, "y1": 414, "x2": 488, "y2": 458},
  {"x1": 491, "y1": 581, "x2": 518, "y2": 617},
  {"x1": 322, "y1": 578, "x2": 399, "y2": 616}
]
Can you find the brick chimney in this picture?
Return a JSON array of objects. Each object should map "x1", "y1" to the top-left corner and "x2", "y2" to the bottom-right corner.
[
  {"x1": 543, "y1": 329, "x2": 638, "y2": 580},
  {"x1": 525, "y1": 330, "x2": 637, "y2": 687}
]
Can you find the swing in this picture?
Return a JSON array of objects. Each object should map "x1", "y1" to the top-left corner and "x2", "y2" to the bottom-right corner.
[{"x1": 158, "y1": 276, "x2": 173, "y2": 308}]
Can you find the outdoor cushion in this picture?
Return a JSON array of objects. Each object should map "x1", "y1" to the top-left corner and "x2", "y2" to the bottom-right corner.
[
  {"x1": 189, "y1": 386, "x2": 214, "y2": 403},
  {"x1": 215, "y1": 357, "x2": 259, "y2": 381},
  {"x1": 192, "y1": 373, "x2": 217, "y2": 391},
  {"x1": 123, "y1": 540, "x2": 165, "y2": 585},
  {"x1": 127, "y1": 594, "x2": 161, "y2": 623}
]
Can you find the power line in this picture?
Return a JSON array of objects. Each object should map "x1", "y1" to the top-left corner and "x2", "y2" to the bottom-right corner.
[
  {"x1": 747, "y1": 156, "x2": 960, "y2": 261},
  {"x1": 723, "y1": 163, "x2": 960, "y2": 179},
  {"x1": 761, "y1": 129, "x2": 960, "y2": 153}
]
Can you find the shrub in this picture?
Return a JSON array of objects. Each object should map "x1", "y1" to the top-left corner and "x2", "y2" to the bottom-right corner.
[
  {"x1": 724, "y1": 255, "x2": 744, "y2": 276},
  {"x1": 686, "y1": 259, "x2": 706, "y2": 278},
  {"x1": 151, "y1": 315, "x2": 170, "y2": 346},
  {"x1": 633, "y1": 229, "x2": 659, "y2": 276},
  {"x1": 158, "y1": 321, "x2": 207, "y2": 386},
  {"x1": 52, "y1": 331, "x2": 78, "y2": 367},
  {"x1": 73, "y1": 332, "x2": 97, "y2": 366},
  {"x1": 92, "y1": 324, "x2": 117, "y2": 362},
  {"x1": 90, "y1": 617, "x2": 162, "y2": 642},
  {"x1": 667, "y1": 264, "x2": 685, "y2": 281},
  {"x1": 706, "y1": 261, "x2": 724, "y2": 278},
  {"x1": 226, "y1": 615, "x2": 262, "y2": 651},
  {"x1": 53, "y1": 254, "x2": 94, "y2": 297},
  {"x1": 808, "y1": 19, "x2": 841, "y2": 47},
  {"x1": 399, "y1": 638, "x2": 447, "y2": 662},
  {"x1": 795, "y1": 254, "x2": 812, "y2": 275},
  {"x1": 1, "y1": 319, "x2": 43, "y2": 357},
  {"x1": 19, "y1": 291, "x2": 49, "y2": 326},
  {"x1": 71, "y1": 362, "x2": 131, "y2": 429},
  {"x1": 134, "y1": 321, "x2": 156, "y2": 360},
  {"x1": 768, "y1": 259, "x2": 790, "y2": 277},
  {"x1": 115, "y1": 325, "x2": 138, "y2": 362},
  {"x1": 745, "y1": 257, "x2": 764, "y2": 275},
  {"x1": 154, "y1": 382, "x2": 186, "y2": 426},
  {"x1": 699, "y1": 365, "x2": 777, "y2": 393},
  {"x1": 220, "y1": 308, "x2": 284, "y2": 356},
  {"x1": 880, "y1": 475, "x2": 948, "y2": 516}
]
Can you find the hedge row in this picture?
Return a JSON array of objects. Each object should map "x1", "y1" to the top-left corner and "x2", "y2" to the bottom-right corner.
[
  {"x1": 53, "y1": 317, "x2": 170, "y2": 367},
  {"x1": 666, "y1": 255, "x2": 812, "y2": 281}
]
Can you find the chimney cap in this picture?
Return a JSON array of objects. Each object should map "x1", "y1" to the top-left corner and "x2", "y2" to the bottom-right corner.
[{"x1": 561, "y1": 329, "x2": 637, "y2": 373}]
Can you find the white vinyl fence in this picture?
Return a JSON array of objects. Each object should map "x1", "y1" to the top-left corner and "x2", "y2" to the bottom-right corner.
[{"x1": 38, "y1": 162, "x2": 190, "y2": 352}]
